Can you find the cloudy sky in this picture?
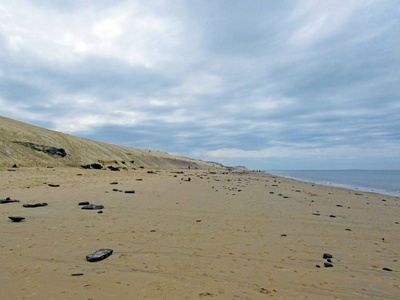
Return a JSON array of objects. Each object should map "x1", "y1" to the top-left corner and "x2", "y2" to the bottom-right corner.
[{"x1": 1, "y1": 0, "x2": 399, "y2": 170}]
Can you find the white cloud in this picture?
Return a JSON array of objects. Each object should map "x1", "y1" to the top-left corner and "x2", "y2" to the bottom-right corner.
[
  {"x1": 205, "y1": 141, "x2": 400, "y2": 160},
  {"x1": 289, "y1": 0, "x2": 366, "y2": 45}
]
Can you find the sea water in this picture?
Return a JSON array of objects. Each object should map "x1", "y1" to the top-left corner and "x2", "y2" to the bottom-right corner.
[{"x1": 266, "y1": 170, "x2": 400, "y2": 197}]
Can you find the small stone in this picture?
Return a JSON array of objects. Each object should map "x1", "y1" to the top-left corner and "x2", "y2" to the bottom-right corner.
[
  {"x1": 382, "y1": 268, "x2": 393, "y2": 271},
  {"x1": 71, "y1": 273, "x2": 84, "y2": 276},
  {"x1": 324, "y1": 262, "x2": 333, "y2": 268},
  {"x1": 110, "y1": 182, "x2": 118, "y2": 185},
  {"x1": 196, "y1": 220, "x2": 202, "y2": 222},
  {"x1": 23, "y1": 203, "x2": 48, "y2": 208},
  {"x1": 81, "y1": 204, "x2": 104, "y2": 210},
  {"x1": 86, "y1": 249, "x2": 113, "y2": 262},
  {"x1": 48, "y1": 184, "x2": 60, "y2": 187},
  {"x1": 0, "y1": 198, "x2": 20, "y2": 204},
  {"x1": 124, "y1": 190, "x2": 135, "y2": 194},
  {"x1": 78, "y1": 201, "x2": 90, "y2": 206},
  {"x1": 323, "y1": 253, "x2": 333, "y2": 259},
  {"x1": 312, "y1": 213, "x2": 320, "y2": 216},
  {"x1": 112, "y1": 189, "x2": 118, "y2": 191},
  {"x1": 281, "y1": 234, "x2": 287, "y2": 237},
  {"x1": 345, "y1": 228, "x2": 352, "y2": 231},
  {"x1": 327, "y1": 258, "x2": 332, "y2": 263},
  {"x1": 329, "y1": 215, "x2": 336, "y2": 218},
  {"x1": 9, "y1": 216, "x2": 25, "y2": 222},
  {"x1": 316, "y1": 265, "x2": 321, "y2": 268},
  {"x1": 98, "y1": 210, "x2": 103, "y2": 214},
  {"x1": 150, "y1": 230, "x2": 156, "y2": 232}
]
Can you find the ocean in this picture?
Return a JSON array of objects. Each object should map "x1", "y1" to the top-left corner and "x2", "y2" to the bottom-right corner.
[{"x1": 266, "y1": 170, "x2": 400, "y2": 197}]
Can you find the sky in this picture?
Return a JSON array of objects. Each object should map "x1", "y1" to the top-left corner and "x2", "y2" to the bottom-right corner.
[{"x1": 1, "y1": 0, "x2": 399, "y2": 170}]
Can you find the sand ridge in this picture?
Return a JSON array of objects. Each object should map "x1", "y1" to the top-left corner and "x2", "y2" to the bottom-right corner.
[{"x1": 1, "y1": 167, "x2": 400, "y2": 299}]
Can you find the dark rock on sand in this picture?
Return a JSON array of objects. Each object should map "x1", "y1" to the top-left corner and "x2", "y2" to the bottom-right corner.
[
  {"x1": 86, "y1": 249, "x2": 113, "y2": 262},
  {"x1": 0, "y1": 197, "x2": 20, "y2": 204},
  {"x1": 107, "y1": 166, "x2": 120, "y2": 171},
  {"x1": 71, "y1": 273, "x2": 84, "y2": 276},
  {"x1": 91, "y1": 163, "x2": 103, "y2": 169},
  {"x1": 382, "y1": 268, "x2": 393, "y2": 271},
  {"x1": 323, "y1": 253, "x2": 333, "y2": 259},
  {"x1": 316, "y1": 265, "x2": 321, "y2": 268},
  {"x1": 329, "y1": 215, "x2": 336, "y2": 218},
  {"x1": 98, "y1": 210, "x2": 103, "y2": 214},
  {"x1": 13, "y1": 141, "x2": 67, "y2": 157},
  {"x1": 112, "y1": 189, "x2": 118, "y2": 192},
  {"x1": 324, "y1": 262, "x2": 333, "y2": 268},
  {"x1": 9, "y1": 216, "x2": 25, "y2": 222},
  {"x1": 12, "y1": 164, "x2": 18, "y2": 168},
  {"x1": 345, "y1": 228, "x2": 352, "y2": 231},
  {"x1": 110, "y1": 182, "x2": 118, "y2": 185},
  {"x1": 124, "y1": 190, "x2": 135, "y2": 194},
  {"x1": 81, "y1": 204, "x2": 104, "y2": 210},
  {"x1": 23, "y1": 203, "x2": 48, "y2": 208},
  {"x1": 48, "y1": 184, "x2": 60, "y2": 187},
  {"x1": 78, "y1": 201, "x2": 90, "y2": 206}
]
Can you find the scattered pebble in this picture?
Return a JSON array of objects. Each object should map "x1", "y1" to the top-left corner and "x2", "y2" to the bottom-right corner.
[
  {"x1": 23, "y1": 203, "x2": 48, "y2": 208},
  {"x1": 324, "y1": 262, "x2": 333, "y2": 268},
  {"x1": 48, "y1": 184, "x2": 60, "y2": 187},
  {"x1": 382, "y1": 268, "x2": 393, "y2": 271},
  {"x1": 124, "y1": 190, "x2": 135, "y2": 194},
  {"x1": 9, "y1": 216, "x2": 25, "y2": 222},
  {"x1": 71, "y1": 273, "x2": 84, "y2": 276},
  {"x1": 86, "y1": 249, "x2": 113, "y2": 262},
  {"x1": 323, "y1": 253, "x2": 333, "y2": 259},
  {"x1": 78, "y1": 201, "x2": 90, "y2": 206},
  {"x1": 0, "y1": 197, "x2": 20, "y2": 204},
  {"x1": 81, "y1": 204, "x2": 104, "y2": 210}
]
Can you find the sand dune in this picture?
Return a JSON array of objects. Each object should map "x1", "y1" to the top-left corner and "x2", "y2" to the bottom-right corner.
[{"x1": 0, "y1": 116, "x2": 223, "y2": 170}]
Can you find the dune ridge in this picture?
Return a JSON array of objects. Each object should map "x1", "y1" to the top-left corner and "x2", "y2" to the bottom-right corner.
[{"x1": 0, "y1": 116, "x2": 224, "y2": 170}]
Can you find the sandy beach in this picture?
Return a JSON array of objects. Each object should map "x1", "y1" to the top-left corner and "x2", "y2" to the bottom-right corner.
[{"x1": 1, "y1": 167, "x2": 399, "y2": 299}]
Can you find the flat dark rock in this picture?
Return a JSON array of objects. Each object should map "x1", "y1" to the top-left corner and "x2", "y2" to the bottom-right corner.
[
  {"x1": 124, "y1": 190, "x2": 135, "y2": 194},
  {"x1": 23, "y1": 203, "x2": 48, "y2": 208},
  {"x1": 382, "y1": 268, "x2": 393, "y2": 271},
  {"x1": 86, "y1": 249, "x2": 113, "y2": 262},
  {"x1": 81, "y1": 204, "x2": 104, "y2": 210},
  {"x1": 324, "y1": 262, "x2": 333, "y2": 268},
  {"x1": 345, "y1": 228, "x2": 352, "y2": 231},
  {"x1": 48, "y1": 184, "x2": 60, "y2": 187},
  {"x1": 0, "y1": 198, "x2": 19, "y2": 204},
  {"x1": 329, "y1": 215, "x2": 336, "y2": 218},
  {"x1": 323, "y1": 253, "x2": 333, "y2": 259},
  {"x1": 78, "y1": 201, "x2": 90, "y2": 206},
  {"x1": 110, "y1": 182, "x2": 118, "y2": 185},
  {"x1": 71, "y1": 273, "x2": 84, "y2": 276},
  {"x1": 9, "y1": 216, "x2": 25, "y2": 222}
]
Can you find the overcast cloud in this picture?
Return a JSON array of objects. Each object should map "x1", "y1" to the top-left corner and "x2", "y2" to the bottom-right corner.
[{"x1": 1, "y1": 0, "x2": 399, "y2": 170}]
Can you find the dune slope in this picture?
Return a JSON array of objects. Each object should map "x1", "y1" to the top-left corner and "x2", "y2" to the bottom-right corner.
[{"x1": 0, "y1": 116, "x2": 223, "y2": 170}]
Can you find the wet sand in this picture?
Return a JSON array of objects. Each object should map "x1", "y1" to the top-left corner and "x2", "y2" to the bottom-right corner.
[{"x1": 1, "y1": 167, "x2": 399, "y2": 299}]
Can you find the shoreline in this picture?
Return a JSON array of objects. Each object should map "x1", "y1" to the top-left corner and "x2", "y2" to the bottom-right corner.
[
  {"x1": 1, "y1": 167, "x2": 400, "y2": 299},
  {"x1": 266, "y1": 170, "x2": 400, "y2": 198}
]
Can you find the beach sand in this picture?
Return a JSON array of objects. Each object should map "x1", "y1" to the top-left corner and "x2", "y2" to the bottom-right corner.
[{"x1": 1, "y1": 167, "x2": 399, "y2": 299}]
